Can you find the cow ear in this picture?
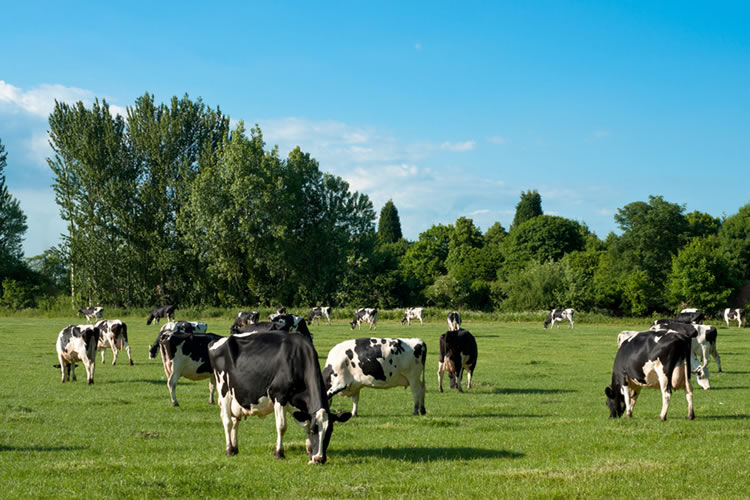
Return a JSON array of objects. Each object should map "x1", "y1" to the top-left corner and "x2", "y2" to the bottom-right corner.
[
  {"x1": 333, "y1": 412, "x2": 352, "y2": 423},
  {"x1": 604, "y1": 386, "x2": 614, "y2": 398},
  {"x1": 293, "y1": 410, "x2": 311, "y2": 422}
]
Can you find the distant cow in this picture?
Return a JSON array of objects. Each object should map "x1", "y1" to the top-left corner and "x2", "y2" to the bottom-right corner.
[
  {"x1": 673, "y1": 308, "x2": 704, "y2": 324},
  {"x1": 56, "y1": 324, "x2": 100, "y2": 384},
  {"x1": 350, "y1": 308, "x2": 377, "y2": 330},
  {"x1": 323, "y1": 337, "x2": 427, "y2": 417},
  {"x1": 78, "y1": 307, "x2": 103, "y2": 322},
  {"x1": 544, "y1": 308, "x2": 575, "y2": 329},
  {"x1": 606, "y1": 328, "x2": 697, "y2": 420},
  {"x1": 146, "y1": 305, "x2": 177, "y2": 325},
  {"x1": 231, "y1": 314, "x2": 312, "y2": 340},
  {"x1": 209, "y1": 332, "x2": 352, "y2": 463},
  {"x1": 438, "y1": 329, "x2": 478, "y2": 392},
  {"x1": 401, "y1": 307, "x2": 424, "y2": 326},
  {"x1": 94, "y1": 319, "x2": 133, "y2": 366},
  {"x1": 231, "y1": 311, "x2": 259, "y2": 331},
  {"x1": 308, "y1": 307, "x2": 332, "y2": 325},
  {"x1": 152, "y1": 331, "x2": 223, "y2": 406},
  {"x1": 447, "y1": 311, "x2": 462, "y2": 331},
  {"x1": 269, "y1": 307, "x2": 286, "y2": 320},
  {"x1": 723, "y1": 308, "x2": 744, "y2": 328}
]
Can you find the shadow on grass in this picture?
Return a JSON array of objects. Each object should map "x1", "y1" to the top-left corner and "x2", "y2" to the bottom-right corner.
[
  {"x1": 697, "y1": 414, "x2": 750, "y2": 420},
  {"x1": 0, "y1": 444, "x2": 88, "y2": 452},
  {"x1": 102, "y1": 378, "x2": 165, "y2": 385},
  {"x1": 705, "y1": 386, "x2": 749, "y2": 391},
  {"x1": 491, "y1": 387, "x2": 577, "y2": 395},
  {"x1": 336, "y1": 446, "x2": 524, "y2": 462}
]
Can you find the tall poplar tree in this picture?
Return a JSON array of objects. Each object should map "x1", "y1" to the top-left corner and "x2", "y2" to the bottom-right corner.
[
  {"x1": 511, "y1": 190, "x2": 542, "y2": 231},
  {"x1": 0, "y1": 138, "x2": 28, "y2": 278},
  {"x1": 377, "y1": 199, "x2": 403, "y2": 243}
]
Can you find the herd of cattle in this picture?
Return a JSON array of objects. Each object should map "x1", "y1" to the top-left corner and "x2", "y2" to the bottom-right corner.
[{"x1": 55, "y1": 305, "x2": 744, "y2": 463}]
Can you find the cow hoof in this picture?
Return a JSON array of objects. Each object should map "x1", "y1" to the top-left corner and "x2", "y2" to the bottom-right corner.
[
  {"x1": 130, "y1": 360, "x2": 134, "y2": 366},
  {"x1": 420, "y1": 407, "x2": 426, "y2": 415},
  {"x1": 438, "y1": 388, "x2": 443, "y2": 393},
  {"x1": 274, "y1": 450, "x2": 285, "y2": 459},
  {"x1": 309, "y1": 455, "x2": 325, "y2": 465},
  {"x1": 226, "y1": 447, "x2": 238, "y2": 456},
  {"x1": 688, "y1": 413, "x2": 695, "y2": 420},
  {"x1": 172, "y1": 402, "x2": 179, "y2": 407}
]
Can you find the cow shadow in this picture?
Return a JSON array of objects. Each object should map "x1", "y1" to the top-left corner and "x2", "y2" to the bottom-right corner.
[
  {"x1": 336, "y1": 446, "x2": 524, "y2": 462},
  {"x1": 0, "y1": 444, "x2": 88, "y2": 453},
  {"x1": 491, "y1": 388, "x2": 577, "y2": 395},
  {"x1": 102, "y1": 378, "x2": 165, "y2": 386},
  {"x1": 697, "y1": 415, "x2": 750, "y2": 421},
  {"x1": 705, "y1": 386, "x2": 749, "y2": 391}
]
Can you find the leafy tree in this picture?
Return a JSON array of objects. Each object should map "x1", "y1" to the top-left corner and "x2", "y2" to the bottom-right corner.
[
  {"x1": 686, "y1": 210, "x2": 721, "y2": 239},
  {"x1": 668, "y1": 235, "x2": 738, "y2": 313},
  {"x1": 510, "y1": 189, "x2": 542, "y2": 231},
  {"x1": 377, "y1": 200, "x2": 403, "y2": 243},
  {"x1": 425, "y1": 274, "x2": 467, "y2": 308},
  {"x1": 0, "y1": 138, "x2": 28, "y2": 275},
  {"x1": 500, "y1": 260, "x2": 565, "y2": 312},
  {"x1": 719, "y1": 202, "x2": 750, "y2": 281},
  {"x1": 400, "y1": 224, "x2": 453, "y2": 291},
  {"x1": 502, "y1": 215, "x2": 586, "y2": 275}
]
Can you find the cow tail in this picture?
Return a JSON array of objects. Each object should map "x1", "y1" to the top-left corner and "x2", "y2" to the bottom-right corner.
[
  {"x1": 122, "y1": 323, "x2": 129, "y2": 342},
  {"x1": 420, "y1": 341, "x2": 427, "y2": 387}
]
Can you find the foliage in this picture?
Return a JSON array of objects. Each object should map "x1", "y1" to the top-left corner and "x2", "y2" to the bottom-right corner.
[
  {"x1": 424, "y1": 274, "x2": 468, "y2": 308},
  {"x1": 502, "y1": 215, "x2": 586, "y2": 275},
  {"x1": 377, "y1": 199, "x2": 403, "y2": 243},
  {"x1": 0, "y1": 278, "x2": 34, "y2": 310},
  {"x1": 499, "y1": 260, "x2": 566, "y2": 311},
  {"x1": 510, "y1": 189, "x2": 542, "y2": 231},
  {"x1": 0, "y1": 138, "x2": 28, "y2": 275},
  {"x1": 719, "y1": 202, "x2": 750, "y2": 281}
]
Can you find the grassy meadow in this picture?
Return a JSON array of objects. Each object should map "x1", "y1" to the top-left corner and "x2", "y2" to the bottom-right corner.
[{"x1": 0, "y1": 313, "x2": 748, "y2": 499}]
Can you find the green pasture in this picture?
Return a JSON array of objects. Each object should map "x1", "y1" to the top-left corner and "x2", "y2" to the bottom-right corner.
[{"x1": 1, "y1": 314, "x2": 748, "y2": 499}]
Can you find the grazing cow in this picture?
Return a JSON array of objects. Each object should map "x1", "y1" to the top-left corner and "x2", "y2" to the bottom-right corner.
[
  {"x1": 56, "y1": 325, "x2": 100, "y2": 384},
  {"x1": 723, "y1": 308, "x2": 744, "y2": 328},
  {"x1": 152, "y1": 331, "x2": 223, "y2": 406},
  {"x1": 673, "y1": 308, "x2": 704, "y2": 324},
  {"x1": 322, "y1": 337, "x2": 427, "y2": 417},
  {"x1": 544, "y1": 308, "x2": 575, "y2": 329},
  {"x1": 160, "y1": 321, "x2": 208, "y2": 334},
  {"x1": 606, "y1": 328, "x2": 697, "y2": 420},
  {"x1": 308, "y1": 306, "x2": 332, "y2": 325},
  {"x1": 231, "y1": 311, "x2": 259, "y2": 331},
  {"x1": 231, "y1": 314, "x2": 312, "y2": 340},
  {"x1": 94, "y1": 319, "x2": 133, "y2": 366},
  {"x1": 447, "y1": 311, "x2": 462, "y2": 331},
  {"x1": 438, "y1": 329, "x2": 478, "y2": 392},
  {"x1": 209, "y1": 332, "x2": 352, "y2": 463},
  {"x1": 650, "y1": 321, "x2": 722, "y2": 375},
  {"x1": 350, "y1": 308, "x2": 377, "y2": 330},
  {"x1": 401, "y1": 307, "x2": 424, "y2": 326},
  {"x1": 269, "y1": 307, "x2": 286, "y2": 320},
  {"x1": 146, "y1": 305, "x2": 177, "y2": 325},
  {"x1": 78, "y1": 307, "x2": 103, "y2": 322}
]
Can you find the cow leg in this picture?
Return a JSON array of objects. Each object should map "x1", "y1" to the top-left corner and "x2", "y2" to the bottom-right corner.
[
  {"x1": 110, "y1": 341, "x2": 119, "y2": 366},
  {"x1": 411, "y1": 378, "x2": 426, "y2": 415},
  {"x1": 220, "y1": 398, "x2": 239, "y2": 456},
  {"x1": 711, "y1": 343, "x2": 722, "y2": 372},
  {"x1": 100, "y1": 348, "x2": 107, "y2": 364},
  {"x1": 623, "y1": 386, "x2": 638, "y2": 418},
  {"x1": 70, "y1": 362, "x2": 77, "y2": 382},
  {"x1": 59, "y1": 356, "x2": 68, "y2": 383},
  {"x1": 351, "y1": 389, "x2": 361, "y2": 417},
  {"x1": 437, "y1": 361, "x2": 444, "y2": 393},
  {"x1": 167, "y1": 358, "x2": 182, "y2": 406},
  {"x1": 466, "y1": 367, "x2": 473, "y2": 390},
  {"x1": 124, "y1": 343, "x2": 133, "y2": 366},
  {"x1": 456, "y1": 367, "x2": 464, "y2": 393},
  {"x1": 657, "y1": 370, "x2": 672, "y2": 421},
  {"x1": 208, "y1": 373, "x2": 216, "y2": 405},
  {"x1": 683, "y1": 360, "x2": 695, "y2": 420},
  {"x1": 274, "y1": 401, "x2": 287, "y2": 459}
]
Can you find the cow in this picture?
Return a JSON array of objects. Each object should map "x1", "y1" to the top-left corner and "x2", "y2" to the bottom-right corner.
[
  {"x1": 231, "y1": 314, "x2": 312, "y2": 340},
  {"x1": 160, "y1": 321, "x2": 208, "y2": 334},
  {"x1": 269, "y1": 307, "x2": 286, "y2": 320},
  {"x1": 209, "y1": 332, "x2": 352, "y2": 463},
  {"x1": 322, "y1": 337, "x2": 427, "y2": 417},
  {"x1": 231, "y1": 311, "x2": 259, "y2": 331},
  {"x1": 673, "y1": 308, "x2": 704, "y2": 324},
  {"x1": 350, "y1": 308, "x2": 377, "y2": 330},
  {"x1": 606, "y1": 327, "x2": 697, "y2": 420},
  {"x1": 438, "y1": 329, "x2": 478, "y2": 393},
  {"x1": 447, "y1": 311, "x2": 462, "y2": 331},
  {"x1": 94, "y1": 319, "x2": 133, "y2": 366},
  {"x1": 146, "y1": 305, "x2": 177, "y2": 325},
  {"x1": 151, "y1": 331, "x2": 223, "y2": 406},
  {"x1": 78, "y1": 307, "x2": 103, "y2": 322},
  {"x1": 544, "y1": 308, "x2": 575, "y2": 329},
  {"x1": 650, "y1": 321, "x2": 722, "y2": 374},
  {"x1": 55, "y1": 324, "x2": 100, "y2": 384},
  {"x1": 308, "y1": 306, "x2": 332, "y2": 326},
  {"x1": 401, "y1": 307, "x2": 424, "y2": 326},
  {"x1": 723, "y1": 308, "x2": 744, "y2": 328}
]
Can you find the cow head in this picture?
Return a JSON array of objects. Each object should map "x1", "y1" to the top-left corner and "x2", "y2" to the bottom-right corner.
[
  {"x1": 693, "y1": 364, "x2": 711, "y2": 390},
  {"x1": 604, "y1": 384, "x2": 625, "y2": 418},
  {"x1": 293, "y1": 409, "x2": 351, "y2": 464}
]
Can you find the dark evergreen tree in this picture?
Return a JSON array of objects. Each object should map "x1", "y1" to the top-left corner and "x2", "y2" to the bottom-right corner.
[
  {"x1": 511, "y1": 190, "x2": 542, "y2": 231},
  {"x1": 377, "y1": 199, "x2": 403, "y2": 243},
  {"x1": 0, "y1": 138, "x2": 29, "y2": 277}
]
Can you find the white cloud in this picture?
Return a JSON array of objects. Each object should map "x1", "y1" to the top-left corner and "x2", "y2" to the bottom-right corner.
[
  {"x1": 440, "y1": 140, "x2": 476, "y2": 152},
  {"x1": 488, "y1": 136, "x2": 507, "y2": 145},
  {"x1": 0, "y1": 80, "x2": 94, "y2": 118}
]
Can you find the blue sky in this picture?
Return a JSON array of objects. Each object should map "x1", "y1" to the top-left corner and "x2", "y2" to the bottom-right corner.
[{"x1": 2, "y1": 2, "x2": 749, "y2": 256}]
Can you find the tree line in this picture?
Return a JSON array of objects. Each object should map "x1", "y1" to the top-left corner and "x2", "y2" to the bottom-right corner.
[{"x1": 1, "y1": 93, "x2": 749, "y2": 315}]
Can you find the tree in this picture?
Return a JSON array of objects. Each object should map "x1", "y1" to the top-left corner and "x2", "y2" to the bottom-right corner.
[
  {"x1": 686, "y1": 210, "x2": 721, "y2": 239},
  {"x1": 502, "y1": 215, "x2": 586, "y2": 275},
  {"x1": 719, "y1": 203, "x2": 750, "y2": 281},
  {"x1": 510, "y1": 189, "x2": 542, "y2": 231},
  {"x1": 377, "y1": 199, "x2": 403, "y2": 243},
  {"x1": 400, "y1": 224, "x2": 453, "y2": 290},
  {"x1": 0, "y1": 138, "x2": 28, "y2": 274}
]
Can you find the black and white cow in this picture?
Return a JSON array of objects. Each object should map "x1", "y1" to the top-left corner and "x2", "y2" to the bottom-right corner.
[
  {"x1": 152, "y1": 331, "x2": 223, "y2": 406},
  {"x1": 605, "y1": 328, "x2": 697, "y2": 420},
  {"x1": 673, "y1": 308, "x2": 704, "y2": 324},
  {"x1": 269, "y1": 307, "x2": 286, "y2": 320},
  {"x1": 438, "y1": 329, "x2": 478, "y2": 393},
  {"x1": 322, "y1": 337, "x2": 427, "y2": 417},
  {"x1": 147, "y1": 321, "x2": 209, "y2": 359},
  {"x1": 56, "y1": 324, "x2": 100, "y2": 384},
  {"x1": 146, "y1": 305, "x2": 177, "y2": 325},
  {"x1": 350, "y1": 308, "x2": 377, "y2": 330},
  {"x1": 544, "y1": 308, "x2": 575, "y2": 329},
  {"x1": 231, "y1": 314, "x2": 312, "y2": 340},
  {"x1": 94, "y1": 319, "x2": 133, "y2": 366},
  {"x1": 723, "y1": 308, "x2": 744, "y2": 328},
  {"x1": 649, "y1": 321, "x2": 722, "y2": 375},
  {"x1": 401, "y1": 307, "x2": 424, "y2": 326},
  {"x1": 78, "y1": 306, "x2": 103, "y2": 322},
  {"x1": 447, "y1": 311, "x2": 462, "y2": 331},
  {"x1": 308, "y1": 306, "x2": 332, "y2": 325},
  {"x1": 209, "y1": 331, "x2": 351, "y2": 463},
  {"x1": 231, "y1": 311, "x2": 259, "y2": 331}
]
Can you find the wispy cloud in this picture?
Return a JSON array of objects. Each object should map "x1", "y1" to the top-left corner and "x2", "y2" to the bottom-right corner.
[
  {"x1": 440, "y1": 140, "x2": 476, "y2": 152},
  {"x1": 488, "y1": 136, "x2": 508, "y2": 145},
  {"x1": 0, "y1": 80, "x2": 94, "y2": 118}
]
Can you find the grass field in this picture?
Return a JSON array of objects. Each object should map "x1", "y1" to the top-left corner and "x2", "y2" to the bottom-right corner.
[{"x1": 1, "y1": 314, "x2": 748, "y2": 499}]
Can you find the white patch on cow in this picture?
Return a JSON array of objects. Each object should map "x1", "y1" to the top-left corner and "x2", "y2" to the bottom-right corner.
[{"x1": 209, "y1": 337, "x2": 230, "y2": 350}]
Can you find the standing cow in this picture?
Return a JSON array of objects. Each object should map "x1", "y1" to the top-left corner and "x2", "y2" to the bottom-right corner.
[
  {"x1": 308, "y1": 306, "x2": 332, "y2": 325},
  {"x1": 438, "y1": 329, "x2": 478, "y2": 392},
  {"x1": 723, "y1": 308, "x2": 744, "y2": 328},
  {"x1": 231, "y1": 311, "x2": 259, "y2": 331},
  {"x1": 544, "y1": 308, "x2": 575, "y2": 329},
  {"x1": 605, "y1": 328, "x2": 697, "y2": 420},
  {"x1": 231, "y1": 314, "x2": 312, "y2": 341},
  {"x1": 95, "y1": 319, "x2": 133, "y2": 366},
  {"x1": 56, "y1": 324, "x2": 100, "y2": 384},
  {"x1": 78, "y1": 307, "x2": 103, "y2": 322},
  {"x1": 146, "y1": 305, "x2": 177, "y2": 325},
  {"x1": 323, "y1": 337, "x2": 427, "y2": 417},
  {"x1": 447, "y1": 311, "x2": 462, "y2": 331},
  {"x1": 401, "y1": 307, "x2": 424, "y2": 326},
  {"x1": 350, "y1": 308, "x2": 377, "y2": 330},
  {"x1": 209, "y1": 331, "x2": 351, "y2": 463}
]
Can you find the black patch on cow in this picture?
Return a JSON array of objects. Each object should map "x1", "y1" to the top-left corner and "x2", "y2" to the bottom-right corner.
[
  {"x1": 704, "y1": 326, "x2": 718, "y2": 344},
  {"x1": 353, "y1": 338, "x2": 386, "y2": 381},
  {"x1": 345, "y1": 349, "x2": 354, "y2": 360},
  {"x1": 388, "y1": 359, "x2": 392, "y2": 365},
  {"x1": 413, "y1": 342, "x2": 423, "y2": 360},
  {"x1": 389, "y1": 339, "x2": 405, "y2": 355},
  {"x1": 351, "y1": 362, "x2": 356, "y2": 368},
  {"x1": 381, "y1": 339, "x2": 386, "y2": 344}
]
